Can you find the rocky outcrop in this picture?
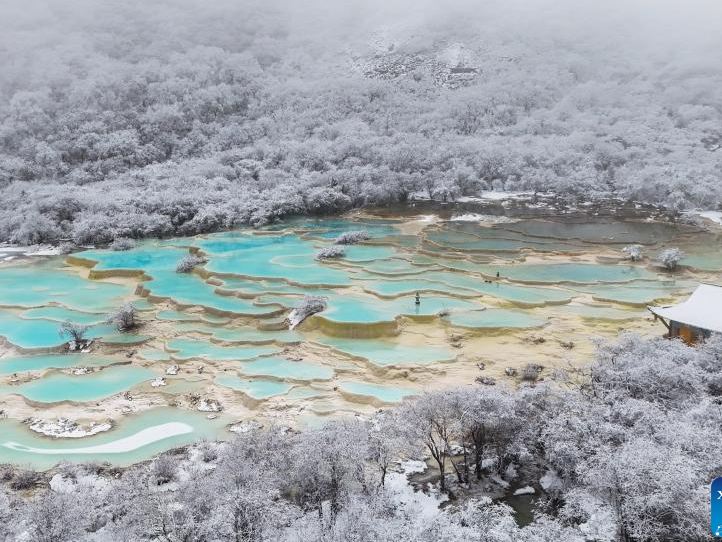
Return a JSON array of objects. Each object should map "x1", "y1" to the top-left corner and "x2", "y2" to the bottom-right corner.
[{"x1": 26, "y1": 418, "x2": 112, "y2": 438}]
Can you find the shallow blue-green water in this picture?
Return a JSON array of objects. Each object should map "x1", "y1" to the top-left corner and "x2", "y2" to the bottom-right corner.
[
  {"x1": 0, "y1": 407, "x2": 230, "y2": 469},
  {"x1": 215, "y1": 374, "x2": 294, "y2": 398},
  {"x1": 445, "y1": 309, "x2": 547, "y2": 329},
  {"x1": 0, "y1": 213, "x2": 716, "y2": 466},
  {"x1": 339, "y1": 381, "x2": 417, "y2": 403},
  {"x1": 1, "y1": 365, "x2": 154, "y2": 403}
]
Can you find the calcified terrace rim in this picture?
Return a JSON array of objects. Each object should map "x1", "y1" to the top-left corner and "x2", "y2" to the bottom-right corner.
[{"x1": 0, "y1": 212, "x2": 718, "y2": 467}]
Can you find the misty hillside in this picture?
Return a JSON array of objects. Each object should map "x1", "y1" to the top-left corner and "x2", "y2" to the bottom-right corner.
[{"x1": 1, "y1": 0, "x2": 721, "y2": 244}]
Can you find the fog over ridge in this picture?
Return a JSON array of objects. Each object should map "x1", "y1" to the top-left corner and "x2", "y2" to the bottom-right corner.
[{"x1": 0, "y1": 0, "x2": 720, "y2": 244}]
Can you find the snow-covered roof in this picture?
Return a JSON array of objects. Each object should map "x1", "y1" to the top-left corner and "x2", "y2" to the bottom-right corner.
[{"x1": 648, "y1": 284, "x2": 722, "y2": 333}]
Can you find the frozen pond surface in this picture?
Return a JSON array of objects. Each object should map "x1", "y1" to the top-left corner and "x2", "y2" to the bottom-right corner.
[{"x1": 0, "y1": 212, "x2": 718, "y2": 467}]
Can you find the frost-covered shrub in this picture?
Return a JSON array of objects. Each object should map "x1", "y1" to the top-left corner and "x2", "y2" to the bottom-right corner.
[
  {"x1": 288, "y1": 295, "x2": 328, "y2": 328},
  {"x1": 622, "y1": 244, "x2": 643, "y2": 261},
  {"x1": 521, "y1": 363, "x2": 544, "y2": 381},
  {"x1": 315, "y1": 246, "x2": 346, "y2": 260},
  {"x1": 657, "y1": 248, "x2": 684, "y2": 270},
  {"x1": 58, "y1": 242, "x2": 76, "y2": 255},
  {"x1": 197, "y1": 440, "x2": 218, "y2": 463},
  {"x1": 8, "y1": 211, "x2": 62, "y2": 245},
  {"x1": 334, "y1": 230, "x2": 370, "y2": 245},
  {"x1": 105, "y1": 303, "x2": 138, "y2": 331},
  {"x1": 58, "y1": 320, "x2": 89, "y2": 348},
  {"x1": 296, "y1": 295, "x2": 327, "y2": 315},
  {"x1": 0, "y1": 465, "x2": 13, "y2": 482},
  {"x1": 109, "y1": 237, "x2": 136, "y2": 251},
  {"x1": 151, "y1": 455, "x2": 177, "y2": 485},
  {"x1": 10, "y1": 469, "x2": 40, "y2": 490},
  {"x1": 176, "y1": 254, "x2": 207, "y2": 273}
]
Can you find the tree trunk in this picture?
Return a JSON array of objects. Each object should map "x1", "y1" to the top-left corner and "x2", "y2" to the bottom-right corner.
[
  {"x1": 428, "y1": 444, "x2": 446, "y2": 492},
  {"x1": 472, "y1": 426, "x2": 486, "y2": 481}
]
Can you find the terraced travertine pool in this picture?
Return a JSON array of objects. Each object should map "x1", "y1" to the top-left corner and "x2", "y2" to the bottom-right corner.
[{"x1": 0, "y1": 209, "x2": 720, "y2": 467}]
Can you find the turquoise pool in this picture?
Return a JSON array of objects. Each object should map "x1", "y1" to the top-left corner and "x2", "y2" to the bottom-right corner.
[
  {"x1": 0, "y1": 365, "x2": 154, "y2": 403},
  {"x1": 239, "y1": 357, "x2": 334, "y2": 381},
  {"x1": 0, "y1": 309, "x2": 117, "y2": 350},
  {"x1": 166, "y1": 339, "x2": 280, "y2": 361},
  {"x1": 317, "y1": 337, "x2": 456, "y2": 366},
  {"x1": 0, "y1": 353, "x2": 121, "y2": 375},
  {"x1": 339, "y1": 381, "x2": 417, "y2": 403},
  {"x1": 445, "y1": 309, "x2": 547, "y2": 329},
  {"x1": 215, "y1": 374, "x2": 294, "y2": 399},
  {"x1": 0, "y1": 263, "x2": 132, "y2": 311}
]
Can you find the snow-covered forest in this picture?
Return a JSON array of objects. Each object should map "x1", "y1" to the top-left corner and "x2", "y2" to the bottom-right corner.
[
  {"x1": 1, "y1": 333, "x2": 718, "y2": 541},
  {"x1": 1, "y1": 0, "x2": 721, "y2": 244}
]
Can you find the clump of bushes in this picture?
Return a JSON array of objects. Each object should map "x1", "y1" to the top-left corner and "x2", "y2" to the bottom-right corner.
[
  {"x1": 295, "y1": 295, "x2": 327, "y2": 315},
  {"x1": 622, "y1": 244, "x2": 643, "y2": 261},
  {"x1": 657, "y1": 247, "x2": 684, "y2": 270},
  {"x1": 176, "y1": 254, "x2": 207, "y2": 273},
  {"x1": 315, "y1": 246, "x2": 346, "y2": 260},
  {"x1": 334, "y1": 230, "x2": 370, "y2": 245},
  {"x1": 58, "y1": 242, "x2": 76, "y2": 255},
  {"x1": 105, "y1": 303, "x2": 138, "y2": 332},
  {"x1": 288, "y1": 295, "x2": 328, "y2": 329},
  {"x1": 521, "y1": 363, "x2": 544, "y2": 382},
  {"x1": 58, "y1": 320, "x2": 90, "y2": 350},
  {"x1": 197, "y1": 440, "x2": 218, "y2": 463},
  {"x1": 151, "y1": 454, "x2": 177, "y2": 485},
  {"x1": 109, "y1": 237, "x2": 136, "y2": 251},
  {"x1": 10, "y1": 469, "x2": 41, "y2": 490}
]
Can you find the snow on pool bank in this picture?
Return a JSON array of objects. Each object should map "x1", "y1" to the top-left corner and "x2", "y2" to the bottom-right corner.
[
  {"x1": 0, "y1": 244, "x2": 65, "y2": 258},
  {"x1": 2, "y1": 422, "x2": 193, "y2": 455},
  {"x1": 698, "y1": 211, "x2": 722, "y2": 225},
  {"x1": 683, "y1": 209, "x2": 722, "y2": 225},
  {"x1": 385, "y1": 460, "x2": 448, "y2": 520},
  {"x1": 449, "y1": 213, "x2": 516, "y2": 223},
  {"x1": 456, "y1": 191, "x2": 553, "y2": 202}
]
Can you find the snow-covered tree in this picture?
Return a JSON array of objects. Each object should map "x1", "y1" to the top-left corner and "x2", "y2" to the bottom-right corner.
[
  {"x1": 105, "y1": 303, "x2": 139, "y2": 332},
  {"x1": 657, "y1": 247, "x2": 684, "y2": 270}
]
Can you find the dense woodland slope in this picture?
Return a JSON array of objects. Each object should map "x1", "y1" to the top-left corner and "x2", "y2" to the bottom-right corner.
[{"x1": 0, "y1": 0, "x2": 721, "y2": 244}]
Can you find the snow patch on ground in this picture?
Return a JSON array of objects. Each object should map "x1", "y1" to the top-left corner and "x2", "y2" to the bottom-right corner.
[
  {"x1": 457, "y1": 191, "x2": 539, "y2": 202},
  {"x1": 387, "y1": 460, "x2": 447, "y2": 520},
  {"x1": 412, "y1": 214, "x2": 439, "y2": 223},
  {"x1": 401, "y1": 459, "x2": 428, "y2": 474},
  {"x1": 540, "y1": 469, "x2": 564, "y2": 492},
  {"x1": 490, "y1": 474, "x2": 510, "y2": 488},
  {"x1": 197, "y1": 399, "x2": 222, "y2": 412},
  {"x1": 579, "y1": 506, "x2": 617, "y2": 541},
  {"x1": 229, "y1": 420, "x2": 264, "y2": 433},
  {"x1": 513, "y1": 485, "x2": 535, "y2": 495},
  {"x1": 50, "y1": 472, "x2": 111, "y2": 494},
  {"x1": 698, "y1": 211, "x2": 722, "y2": 224},
  {"x1": 683, "y1": 209, "x2": 722, "y2": 226},
  {"x1": 0, "y1": 244, "x2": 64, "y2": 258}
]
